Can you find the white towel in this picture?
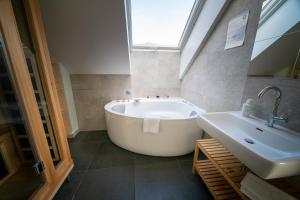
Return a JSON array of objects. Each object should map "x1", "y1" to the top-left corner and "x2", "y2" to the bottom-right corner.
[
  {"x1": 143, "y1": 114, "x2": 160, "y2": 134},
  {"x1": 240, "y1": 173, "x2": 296, "y2": 200}
]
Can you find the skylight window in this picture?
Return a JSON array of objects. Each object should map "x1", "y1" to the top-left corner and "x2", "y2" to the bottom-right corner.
[
  {"x1": 129, "y1": 0, "x2": 198, "y2": 49},
  {"x1": 262, "y1": 0, "x2": 272, "y2": 8}
]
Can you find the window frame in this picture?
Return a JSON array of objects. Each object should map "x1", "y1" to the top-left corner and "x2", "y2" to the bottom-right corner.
[
  {"x1": 125, "y1": 0, "x2": 205, "y2": 50},
  {"x1": 259, "y1": 0, "x2": 287, "y2": 27}
]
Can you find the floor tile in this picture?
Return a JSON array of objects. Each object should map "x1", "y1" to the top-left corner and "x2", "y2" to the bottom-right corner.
[
  {"x1": 68, "y1": 131, "x2": 108, "y2": 143},
  {"x1": 179, "y1": 160, "x2": 212, "y2": 199},
  {"x1": 136, "y1": 182, "x2": 211, "y2": 200},
  {"x1": 133, "y1": 154, "x2": 176, "y2": 166},
  {"x1": 61, "y1": 131, "x2": 212, "y2": 200},
  {"x1": 159, "y1": 184, "x2": 212, "y2": 200},
  {"x1": 176, "y1": 152, "x2": 194, "y2": 161},
  {"x1": 69, "y1": 142, "x2": 101, "y2": 171},
  {"x1": 74, "y1": 166, "x2": 134, "y2": 200},
  {"x1": 135, "y1": 161, "x2": 212, "y2": 200},
  {"x1": 135, "y1": 161, "x2": 183, "y2": 185},
  {"x1": 53, "y1": 170, "x2": 84, "y2": 200},
  {"x1": 89, "y1": 140, "x2": 134, "y2": 169},
  {"x1": 69, "y1": 141, "x2": 100, "y2": 156}
]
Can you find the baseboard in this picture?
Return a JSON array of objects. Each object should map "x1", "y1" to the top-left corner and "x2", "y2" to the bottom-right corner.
[
  {"x1": 67, "y1": 128, "x2": 80, "y2": 138},
  {"x1": 67, "y1": 128, "x2": 107, "y2": 138},
  {"x1": 79, "y1": 129, "x2": 106, "y2": 132}
]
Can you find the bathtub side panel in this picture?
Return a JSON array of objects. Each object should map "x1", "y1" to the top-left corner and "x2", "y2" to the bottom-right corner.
[
  {"x1": 106, "y1": 109, "x2": 202, "y2": 156},
  {"x1": 105, "y1": 111, "x2": 138, "y2": 151},
  {"x1": 136, "y1": 119, "x2": 202, "y2": 156}
]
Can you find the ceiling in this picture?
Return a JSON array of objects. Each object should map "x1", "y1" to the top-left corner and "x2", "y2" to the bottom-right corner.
[{"x1": 40, "y1": 0, "x2": 130, "y2": 74}]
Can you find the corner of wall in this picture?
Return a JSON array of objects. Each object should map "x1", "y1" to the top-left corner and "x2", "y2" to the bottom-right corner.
[{"x1": 59, "y1": 64, "x2": 79, "y2": 135}]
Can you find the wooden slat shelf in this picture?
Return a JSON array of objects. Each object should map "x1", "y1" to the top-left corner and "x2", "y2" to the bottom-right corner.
[
  {"x1": 192, "y1": 138, "x2": 300, "y2": 200},
  {"x1": 195, "y1": 160, "x2": 242, "y2": 200}
]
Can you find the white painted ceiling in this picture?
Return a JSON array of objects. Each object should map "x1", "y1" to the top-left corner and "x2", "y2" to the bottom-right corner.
[{"x1": 40, "y1": 0, "x2": 130, "y2": 74}]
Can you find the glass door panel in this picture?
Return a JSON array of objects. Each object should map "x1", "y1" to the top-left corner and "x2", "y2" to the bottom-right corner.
[
  {"x1": 11, "y1": 0, "x2": 62, "y2": 165},
  {"x1": 0, "y1": 31, "x2": 44, "y2": 200}
]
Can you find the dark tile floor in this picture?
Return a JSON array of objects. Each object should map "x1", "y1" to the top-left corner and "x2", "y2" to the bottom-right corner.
[{"x1": 54, "y1": 131, "x2": 212, "y2": 200}]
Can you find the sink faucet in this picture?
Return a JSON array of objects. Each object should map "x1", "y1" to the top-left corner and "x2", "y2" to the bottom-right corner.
[{"x1": 258, "y1": 86, "x2": 288, "y2": 127}]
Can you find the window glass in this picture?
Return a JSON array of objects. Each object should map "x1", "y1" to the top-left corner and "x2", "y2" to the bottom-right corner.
[{"x1": 131, "y1": 0, "x2": 195, "y2": 47}]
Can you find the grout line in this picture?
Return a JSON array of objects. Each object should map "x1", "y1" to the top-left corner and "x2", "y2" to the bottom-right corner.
[
  {"x1": 71, "y1": 179, "x2": 82, "y2": 200},
  {"x1": 72, "y1": 142, "x2": 103, "y2": 199},
  {"x1": 68, "y1": 132, "x2": 200, "y2": 200},
  {"x1": 133, "y1": 163, "x2": 136, "y2": 200}
]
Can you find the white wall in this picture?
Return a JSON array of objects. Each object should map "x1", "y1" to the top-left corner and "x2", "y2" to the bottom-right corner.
[
  {"x1": 59, "y1": 64, "x2": 79, "y2": 135},
  {"x1": 40, "y1": 0, "x2": 130, "y2": 75}
]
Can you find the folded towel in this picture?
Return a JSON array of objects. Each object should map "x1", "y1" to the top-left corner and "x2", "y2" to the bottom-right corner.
[
  {"x1": 143, "y1": 114, "x2": 160, "y2": 134},
  {"x1": 240, "y1": 173, "x2": 296, "y2": 200}
]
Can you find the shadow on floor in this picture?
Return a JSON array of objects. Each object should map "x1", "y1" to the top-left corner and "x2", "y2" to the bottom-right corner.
[{"x1": 54, "y1": 131, "x2": 212, "y2": 200}]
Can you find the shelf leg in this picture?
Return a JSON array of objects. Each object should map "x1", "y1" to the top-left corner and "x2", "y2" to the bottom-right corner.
[{"x1": 192, "y1": 142, "x2": 199, "y2": 174}]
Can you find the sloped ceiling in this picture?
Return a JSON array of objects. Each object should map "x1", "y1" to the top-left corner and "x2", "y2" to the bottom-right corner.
[{"x1": 40, "y1": 0, "x2": 130, "y2": 74}]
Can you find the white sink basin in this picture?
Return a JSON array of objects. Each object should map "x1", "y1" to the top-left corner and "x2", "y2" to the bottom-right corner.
[{"x1": 197, "y1": 111, "x2": 300, "y2": 179}]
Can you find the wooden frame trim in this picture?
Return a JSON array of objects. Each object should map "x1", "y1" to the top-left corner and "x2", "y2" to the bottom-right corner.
[
  {"x1": 0, "y1": 0, "x2": 73, "y2": 199},
  {"x1": 23, "y1": 0, "x2": 74, "y2": 199},
  {"x1": 24, "y1": 0, "x2": 72, "y2": 164},
  {"x1": 0, "y1": 0, "x2": 54, "y2": 182}
]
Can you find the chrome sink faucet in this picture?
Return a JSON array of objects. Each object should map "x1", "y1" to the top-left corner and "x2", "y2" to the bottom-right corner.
[{"x1": 258, "y1": 86, "x2": 288, "y2": 127}]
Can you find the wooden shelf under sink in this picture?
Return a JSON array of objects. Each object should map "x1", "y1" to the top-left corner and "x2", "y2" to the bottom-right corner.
[{"x1": 192, "y1": 138, "x2": 300, "y2": 200}]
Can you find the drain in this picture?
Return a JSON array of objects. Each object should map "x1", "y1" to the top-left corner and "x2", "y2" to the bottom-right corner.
[{"x1": 244, "y1": 138, "x2": 255, "y2": 144}]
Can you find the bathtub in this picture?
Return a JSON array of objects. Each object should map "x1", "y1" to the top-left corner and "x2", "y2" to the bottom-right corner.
[{"x1": 104, "y1": 98, "x2": 205, "y2": 156}]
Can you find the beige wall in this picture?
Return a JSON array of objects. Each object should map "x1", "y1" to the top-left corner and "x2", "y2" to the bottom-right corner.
[
  {"x1": 130, "y1": 50, "x2": 181, "y2": 98},
  {"x1": 180, "y1": 0, "x2": 262, "y2": 112},
  {"x1": 71, "y1": 75, "x2": 131, "y2": 130},
  {"x1": 71, "y1": 50, "x2": 181, "y2": 130}
]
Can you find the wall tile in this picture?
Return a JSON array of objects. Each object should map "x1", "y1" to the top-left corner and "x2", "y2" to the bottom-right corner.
[
  {"x1": 242, "y1": 77, "x2": 300, "y2": 132},
  {"x1": 130, "y1": 50, "x2": 181, "y2": 96},
  {"x1": 71, "y1": 51, "x2": 181, "y2": 130},
  {"x1": 180, "y1": 0, "x2": 262, "y2": 112},
  {"x1": 71, "y1": 75, "x2": 131, "y2": 130}
]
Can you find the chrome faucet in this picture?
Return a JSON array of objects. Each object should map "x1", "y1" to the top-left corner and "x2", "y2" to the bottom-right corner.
[
  {"x1": 258, "y1": 86, "x2": 288, "y2": 127},
  {"x1": 133, "y1": 99, "x2": 140, "y2": 103}
]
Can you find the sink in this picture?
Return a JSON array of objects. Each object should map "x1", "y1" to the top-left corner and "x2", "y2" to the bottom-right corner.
[{"x1": 197, "y1": 111, "x2": 300, "y2": 179}]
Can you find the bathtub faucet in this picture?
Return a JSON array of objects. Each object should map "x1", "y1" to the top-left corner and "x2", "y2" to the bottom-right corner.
[{"x1": 133, "y1": 99, "x2": 140, "y2": 103}]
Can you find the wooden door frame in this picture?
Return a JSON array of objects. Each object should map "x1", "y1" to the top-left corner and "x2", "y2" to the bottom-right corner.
[{"x1": 0, "y1": 0, "x2": 73, "y2": 199}]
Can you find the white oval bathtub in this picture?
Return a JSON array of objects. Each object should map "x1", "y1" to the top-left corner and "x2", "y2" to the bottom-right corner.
[{"x1": 104, "y1": 98, "x2": 205, "y2": 156}]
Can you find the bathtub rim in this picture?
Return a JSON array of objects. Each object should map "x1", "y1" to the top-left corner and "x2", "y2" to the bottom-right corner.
[{"x1": 104, "y1": 98, "x2": 206, "y2": 121}]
